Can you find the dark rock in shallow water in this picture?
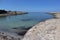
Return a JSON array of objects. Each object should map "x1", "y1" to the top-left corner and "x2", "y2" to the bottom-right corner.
[
  {"x1": 12, "y1": 27, "x2": 18, "y2": 29},
  {"x1": 12, "y1": 26, "x2": 25, "y2": 29},
  {"x1": 21, "y1": 19, "x2": 32, "y2": 21},
  {"x1": 17, "y1": 30, "x2": 27, "y2": 36},
  {"x1": 12, "y1": 26, "x2": 32, "y2": 30},
  {"x1": 23, "y1": 27, "x2": 32, "y2": 30},
  {"x1": 12, "y1": 26, "x2": 32, "y2": 35}
]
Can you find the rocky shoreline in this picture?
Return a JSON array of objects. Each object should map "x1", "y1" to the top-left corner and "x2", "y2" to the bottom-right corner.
[
  {"x1": 0, "y1": 31, "x2": 24, "y2": 40},
  {"x1": 0, "y1": 26, "x2": 32, "y2": 40},
  {"x1": 0, "y1": 12, "x2": 60, "y2": 40},
  {"x1": 22, "y1": 12, "x2": 60, "y2": 40},
  {"x1": 48, "y1": 12, "x2": 60, "y2": 19}
]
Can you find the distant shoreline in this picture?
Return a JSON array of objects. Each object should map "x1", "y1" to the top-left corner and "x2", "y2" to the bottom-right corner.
[
  {"x1": 48, "y1": 12, "x2": 60, "y2": 18},
  {"x1": 0, "y1": 10, "x2": 28, "y2": 16}
]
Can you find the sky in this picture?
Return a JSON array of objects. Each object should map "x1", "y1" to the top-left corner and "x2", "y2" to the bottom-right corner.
[{"x1": 0, "y1": 0, "x2": 60, "y2": 12}]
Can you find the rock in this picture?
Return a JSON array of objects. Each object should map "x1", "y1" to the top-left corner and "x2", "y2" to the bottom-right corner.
[
  {"x1": 12, "y1": 26, "x2": 32, "y2": 35},
  {"x1": 0, "y1": 32, "x2": 23, "y2": 40},
  {"x1": 17, "y1": 30, "x2": 27, "y2": 36},
  {"x1": 48, "y1": 12, "x2": 60, "y2": 19},
  {"x1": 22, "y1": 13, "x2": 60, "y2": 40},
  {"x1": 12, "y1": 26, "x2": 32, "y2": 30},
  {"x1": 22, "y1": 19, "x2": 60, "y2": 40}
]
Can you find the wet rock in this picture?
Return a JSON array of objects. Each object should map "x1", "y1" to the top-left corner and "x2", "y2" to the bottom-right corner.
[{"x1": 17, "y1": 30, "x2": 27, "y2": 36}]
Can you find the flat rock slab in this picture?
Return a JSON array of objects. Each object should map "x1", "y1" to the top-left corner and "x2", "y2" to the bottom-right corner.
[
  {"x1": 22, "y1": 19, "x2": 60, "y2": 40},
  {"x1": 48, "y1": 13, "x2": 60, "y2": 19}
]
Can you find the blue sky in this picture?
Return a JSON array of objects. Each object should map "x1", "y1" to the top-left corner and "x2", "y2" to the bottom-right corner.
[{"x1": 0, "y1": 0, "x2": 60, "y2": 12}]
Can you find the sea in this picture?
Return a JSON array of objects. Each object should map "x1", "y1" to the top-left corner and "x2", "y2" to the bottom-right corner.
[{"x1": 0, "y1": 12, "x2": 53, "y2": 33}]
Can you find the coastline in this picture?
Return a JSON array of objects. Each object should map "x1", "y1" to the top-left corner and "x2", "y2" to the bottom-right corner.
[
  {"x1": 22, "y1": 13, "x2": 60, "y2": 40},
  {"x1": 48, "y1": 12, "x2": 60, "y2": 18},
  {"x1": 0, "y1": 31, "x2": 24, "y2": 40},
  {"x1": 0, "y1": 10, "x2": 28, "y2": 40},
  {"x1": 0, "y1": 12, "x2": 59, "y2": 40}
]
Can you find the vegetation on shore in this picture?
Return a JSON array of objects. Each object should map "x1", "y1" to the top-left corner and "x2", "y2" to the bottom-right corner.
[
  {"x1": 0, "y1": 10, "x2": 28, "y2": 16},
  {"x1": 0, "y1": 10, "x2": 7, "y2": 14}
]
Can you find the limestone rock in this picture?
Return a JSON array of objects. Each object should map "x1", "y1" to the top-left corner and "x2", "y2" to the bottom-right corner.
[
  {"x1": 22, "y1": 19, "x2": 60, "y2": 40},
  {"x1": 48, "y1": 13, "x2": 60, "y2": 19}
]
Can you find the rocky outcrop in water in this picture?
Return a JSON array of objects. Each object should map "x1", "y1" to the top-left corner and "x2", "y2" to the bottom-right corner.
[
  {"x1": 0, "y1": 26, "x2": 32, "y2": 40},
  {"x1": 22, "y1": 13, "x2": 60, "y2": 40},
  {"x1": 12, "y1": 26, "x2": 32, "y2": 35}
]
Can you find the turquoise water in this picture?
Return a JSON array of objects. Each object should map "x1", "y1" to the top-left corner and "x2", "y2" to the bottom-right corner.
[{"x1": 0, "y1": 12, "x2": 53, "y2": 32}]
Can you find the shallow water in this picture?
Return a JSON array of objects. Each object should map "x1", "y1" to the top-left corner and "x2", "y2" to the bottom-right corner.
[{"x1": 0, "y1": 12, "x2": 53, "y2": 32}]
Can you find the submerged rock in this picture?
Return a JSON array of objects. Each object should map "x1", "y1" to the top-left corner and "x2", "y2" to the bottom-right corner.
[
  {"x1": 21, "y1": 19, "x2": 32, "y2": 21},
  {"x1": 12, "y1": 26, "x2": 32, "y2": 35},
  {"x1": 12, "y1": 26, "x2": 32, "y2": 30},
  {"x1": 17, "y1": 30, "x2": 27, "y2": 36}
]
